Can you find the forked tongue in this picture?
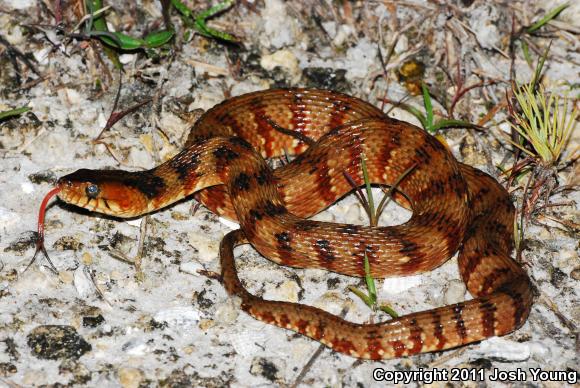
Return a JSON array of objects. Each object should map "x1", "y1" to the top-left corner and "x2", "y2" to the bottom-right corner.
[{"x1": 27, "y1": 187, "x2": 61, "y2": 272}]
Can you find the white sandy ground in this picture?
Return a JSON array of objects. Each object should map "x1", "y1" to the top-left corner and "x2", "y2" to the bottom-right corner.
[{"x1": 0, "y1": 0, "x2": 578, "y2": 387}]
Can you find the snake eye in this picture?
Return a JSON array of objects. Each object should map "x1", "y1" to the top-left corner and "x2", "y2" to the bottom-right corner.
[{"x1": 85, "y1": 184, "x2": 100, "y2": 199}]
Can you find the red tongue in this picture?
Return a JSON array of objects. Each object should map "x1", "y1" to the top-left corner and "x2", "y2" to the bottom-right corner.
[
  {"x1": 37, "y1": 187, "x2": 61, "y2": 240},
  {"x1": 27, "y1": 187, "x2": 61, "y2": 272}
]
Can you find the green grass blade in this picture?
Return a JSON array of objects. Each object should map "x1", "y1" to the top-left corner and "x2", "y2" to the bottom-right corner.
[
  {"x1": 144, "y1": 30, "x2": 175, "y2": 48},
  {"x1": 379, "y1": 304, "x2": 399, "y2": 318},
  {"x1": 348, "y1": 286, "x2": 373, "y2": 307},
  {"x1": 86, "y1": 0, "x2": 122, "y2": 68},
  {"x1": 421, "y1": 82, "x2": 434, "y2": 131},
  {"x1": 360, "y1": 154, "x2": 376, "y2": 226},
  {"x1": 194, "y1": 0, "x2": 237, "y2": 42},
  {"x1": 526, "y1": 3, "x2": 569, "y2": 34},
  {"x1": 0, "y1": 106, "x2": 30, "y2": 121},
  {"x1": 171, "y1": 0, "x2": 192, "y2": 17},
  {"x1": 530, "y1": 41, "x2": 551, "y2": 91},
  {"x1": 94, "y1": 31, "x2": 146, "y2": 50},
  {"x1": 430, "y1": 119, "x2": 476, "y2": 132},
  {"x1": 521, "y1": 40, "x2": 532, "y2": 67},
  {"x1": 405, "y1": 105, "x2": 428, "y2": 129},
  {"x1": 363, "y1": 254, "x2": 377, "y2": 306}
]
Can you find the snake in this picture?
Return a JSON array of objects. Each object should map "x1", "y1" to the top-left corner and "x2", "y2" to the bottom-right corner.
[{"x1": 37, "y1": 88, "x2": 532, "y2": 360}]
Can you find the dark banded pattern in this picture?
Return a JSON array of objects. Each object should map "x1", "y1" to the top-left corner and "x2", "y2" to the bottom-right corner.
[{"x1": 53, "y1": 88, "x2": 533, "y2": 359}]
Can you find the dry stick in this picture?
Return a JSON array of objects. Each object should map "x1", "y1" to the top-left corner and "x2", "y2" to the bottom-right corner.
[
  {"x1": 52, "y1": 0, "x2": 63, "y2": 25},
  {"x1": 290, "y1": 306, "x2": 349, "y2": 388},
  {"x1": 72, "y1": 5, "x2": 113, "y2": 32},
  {"x1": 477, "y1": 96, "x2": 508, "y2": 126},
  {"x1": 134, "y1": 215, "x2": 149, "y2": 281},
  {"x1": 108, "y1": 215, "x2": 149, "y2": 281},
  {"x1": 376, "y1": 163, "x2": 418, "y2": 218},
  {"x1": 428, "y1": 347, "x2": 468, "y2": 368},
  {"x1": 376, "y1": 32, "x2": 398, "y2": 111},
  {"x1": 539, "y1": 293, "x2": 578, "y2": 334},
  {"x1": 16, "y1": 76, "x2": 47, "y2": 91},
  {"x1": 263, "y1": 116, "x2": 316, "y2": 146},
  {"x1": 537, "y1": 213, "x2": 580, "y2": 232},
  {"x1": 342, "y1": 171, "x2": 372, "y2": 221},
  {"x1": 383, "y1": 94, "x2": 413, "y2": 116},
  {"x1": 515, "y1": 167, "x2": 535, "y2": 262},
  {"x1": 0, "y1": 35, "x2": 41, "y2": 76},
  {"x1": 93, "y1": 70, "x2": 154, "y2": 165},
  {"x1": 84, "y1": 266, "x2": 110, "y2": 305},
  {"x1": 448, "y1": 80, "x2": 498, "y2": 118}
]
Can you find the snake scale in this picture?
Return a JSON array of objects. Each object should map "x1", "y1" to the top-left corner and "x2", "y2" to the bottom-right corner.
[{"x1": 41, "y1": 88, "x2": 532, "y2": 360}]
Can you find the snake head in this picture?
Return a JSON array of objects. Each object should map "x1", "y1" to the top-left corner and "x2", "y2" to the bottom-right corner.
[{"x1": 57, "y1": 169, "x2": 157, "y2": 217}]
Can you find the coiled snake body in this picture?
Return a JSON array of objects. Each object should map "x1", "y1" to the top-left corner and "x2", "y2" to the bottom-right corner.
[{"x1": 49, "y1": 89, "x2": 532, "y2": 360}]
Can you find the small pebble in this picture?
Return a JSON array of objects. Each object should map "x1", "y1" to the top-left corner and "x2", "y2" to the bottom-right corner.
[
  {"x1": 27, "y1": 325, "x2": 91, "y2": 360},
  {"x1": 126, "y1": 218, "x2": 142, "y2": 227},
  {"x1": 153, "y1": 306, "x2": 201, "y2": 329},
  {"x1": 472, "y1": 337, "x2": 532, "y2": 362},
  {"x1": 14, "y1": 270, "x2": 57, "y2": 292},
  {"x1": 110, "y1": 270, "x2": 125, "y2": 281},
  {"x1": 122, "y1": 339, "x2": 150, "y2": 356},
  {"x1": 119, "y1": 53, "x2": 136, "y2": 65},
  {"x1": 23, "y1": 370, "x2": 46, "y2": 386},
  {"x1": 0, "y1": 362, "x2": 17, "y2": 376},
  {"x1": 443, "y1": 279, "x2": 467, "y2": 305},
  {"x1": 214, "y1": 300, "x2": 239, "y2": 324},
  {"x1": 344, "y1": 204, "x2": 362, "y2": 223},
  {"x1": 269, "y1": 280, "x2": 299, "y2": 303},
  {"x1": 59, "y1": 270, "x2": 74, "y2": 284},
  {"x1": 118, "y1": 367, "x2": 144, "y2": 388},
  {"x1": 313, "y1": 292, "x2": 352, "y2": 316},
  {"x1": 188, "y1": 233, "x2": 220, "y2": 262},
  {"x1": 81, "y1": 252, "x2": 93, "y2": 265},
  {"x1": 58, "y1": 88, "x2": 82, "y2": 106},
  {"x1": 82, "y1": 314, "x2": 105, "y2": 328},
  {"x1": 74, "y1": 266, "x2": 95, "y2": 299},
  {"x1": 229, "y1": 324, "x2": 270, "y2": 357},
  {"x1": 570, "y1": 267, "x2": 580, "y2": 281},
  {"x1": 198, "y1": 319, "x2": 215, "y2": 331},
  {"x1": 260, "y1": 49, "x2": 299, "y2": 78},
  {"x1": 382, "y1": 274, "x2": 424, "y2": 295},
  {"x1": 20, "y1": 182, "x2": 35, "y2": 194}
]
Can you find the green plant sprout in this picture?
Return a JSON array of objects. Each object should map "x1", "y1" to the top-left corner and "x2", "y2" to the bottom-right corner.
[
  {"x1": 504, "y1": 43, "x2": 578, "y2": 257},
  {"x1": 85, "y1": 1, "x2": 174, "y2": 51},
  {"x1": 92, "y1": 29, "x2": 175, "y2": 51},
  {"x1": 172, "y1": 0, "x2": 237, "y2": 42},
  {"x1": 508, "y1": 83, "x2": 577, "y2": 166},
  {"x1": 507, "y1": 41, "x2": 577, "y2": 168},
  {"x1": 344, "y1": 155, "x2": 423, "y2": 319},
  {"x1": 347, "y1": 254, "x2": 398, "y2": 318},
  {"x1": 417, "y1": 83, "x2": 476, "y2": 134},
  {"x1": 393, "y1": 83, "x2": 476, "y2": 135},
  {"x1": 69, "y1": 1, "x2": 236, "y2": 69}
]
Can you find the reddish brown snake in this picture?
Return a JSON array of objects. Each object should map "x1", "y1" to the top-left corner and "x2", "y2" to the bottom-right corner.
[{"x1": 35, "y1": 89, "x2": 532, "y2": 359}]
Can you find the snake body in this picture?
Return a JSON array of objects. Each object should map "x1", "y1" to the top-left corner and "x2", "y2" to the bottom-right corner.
[{"x1": 55, "y1": 89, "x2": 532, "y2": 359}]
